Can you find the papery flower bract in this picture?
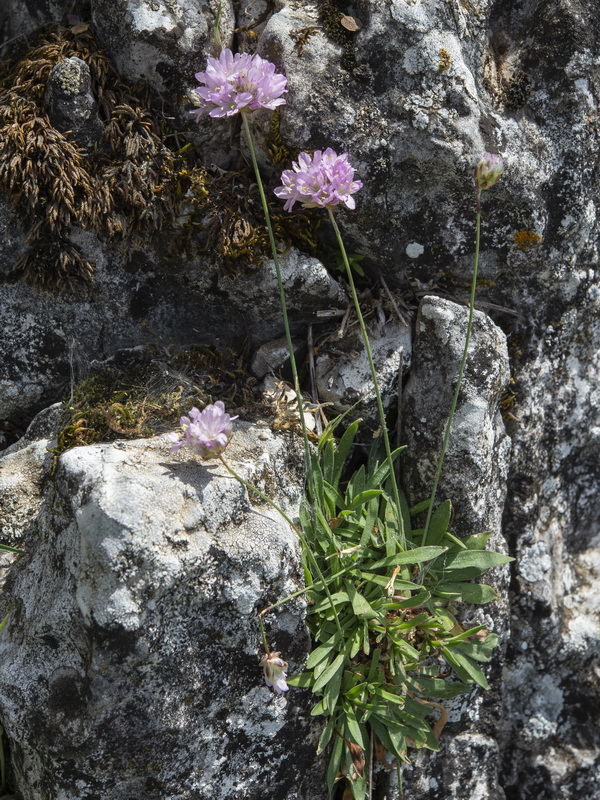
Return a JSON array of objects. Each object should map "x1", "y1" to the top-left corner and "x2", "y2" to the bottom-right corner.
[
  {"x1": 167, "y1": 401, "x2": 237, "y2": 460},
  {"x1": 274, "y1": 148, "x2": 363, "y2": 212},
  {"x1": 474, "y1": 152, "x2": 504, "y2": 191},
  {"x1": 190, "y1": 48, "x2": 287, "y2": 119},
  {"x1": 260, "y1": 651, "x2": 289, "y2": 695}
]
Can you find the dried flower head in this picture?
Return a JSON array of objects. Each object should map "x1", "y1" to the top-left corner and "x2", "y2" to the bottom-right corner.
[
  {"x1": 190, "y1": 49, "x2": 287, "y2": 119},
  {"x1": 167, "y1": 401, "x2": 237, "y2": 459},
  {"x1": 274, "y1": 148, "x2": 363, "y2": 212},
  {"x1": 260, "y1": 651, "x2": 289, "y2": 695},
  {"x1": 474, "y1": 152, "x2": 504, "y2": 191}
]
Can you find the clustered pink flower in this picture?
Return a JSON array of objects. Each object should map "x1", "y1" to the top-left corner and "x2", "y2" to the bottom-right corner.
[
  {"x1": 190, "y1": 48, "x2": 287, "y2": 119},
  {"x1": 167, "y1": 402, "x2": 237, "y2": 459},
  {"x1": 260, "y1": 651, "x2": 289, "y2": 695},
  {"x1": 474, "y1": 152, "x2": 504, "y2": 191},
  {"x1": 274, "y1": 148, "x2": 363, "y2": 212}
]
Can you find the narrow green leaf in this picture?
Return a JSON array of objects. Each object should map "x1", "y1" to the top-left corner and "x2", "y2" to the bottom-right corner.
[
  {"x1": 317, "y1": 712, "x2": 337, "y2": 754},
  {"x1": 299, "y1": 501, "x2": 313, "y2": 533},
  {"x1": 0, "y1": 544, "x2": 25, "y2": 554},
  {"x1": 409, "y1": 498, "x2": 431, "y2": 516},
  {"x1": 435, "y1": 582, "x2": 498, "y2": 605},
  {"x1": 408, "y1": 675, "x2": 470, "y2": 699},
  {"x1": 326, "y1": 731, "x2": 344, "y2": 795},
  {"x1": 347, "y1": 489, "x2": 383, "y2": 510},
  {"x1": 313, "y1": 653, "x2": 345, "y2": 693},
  {"x1": 442, "y1": 550, "x2": 513, "y2": 571},
  {"x1": 0, "y1": 612, "x2": 11, "y2": 634},
  {"x1": 349, "y1": 625, "x2": 363, "y2": 658},
  {"x1": 345, "y1": 709, "x2": 368, "y2": 750},
  {"x1": 286, "y1": 671, "x2": 314, "y2": 688},
  {"x1": 306, "y1": 637, "x2": 338, "y2": 670},
  {"x1": 322, "y1": 439, "x2": 336, "y2": 485},
  {"x1": 365, "y1": 450, "x2": 403, "y2": 492},
  {"x1": 359, "y1": 495, "x2": 379, "y2": 547},
  {"x1": 454, "y1": 634, "x2": 499, "y2": 663},
  {"x1": 346, "y1": 582, "x2": 378, "y2": 619},
  {"x1": 346, "y1": 464, "x2": 365, "y2": 499},
  {"x1": 370, "y1": 717, "x2": 409, "y2": 764},
  {"x1": 310, "y1": 591, "x2": 350, "y2": 616},
  {"x1": 398, "y1": 486, "x2": 413, "y2": 540},
  {"x1": 367, "y1": 649, "x2": 381, "y2": 683},
  {"x1": 441, "y1": 646, "x2": 490, "y2": 689},
  {"x1": 310, "y1": 698, "x2": 326, "y2": 716},
  {"x1": 362, "y1": 619, "x2": 370, "y2": 655},
  {"x1": 358, "y1": 571, "x2": 422, "y2": 592},
  {"x1": 323, "y1": 481, "x2": 345, "y2": 513},
  {"x1": 332, "y1": 419, "x2": 360, "y2": 488},
  {"x1": 427, "y1": 499, "x2": 452, "y2": 546},
  {"x1": 384, "y1": 591, "x2": 430, "y2": 611},
  {"x1": 323, "y1": 662, "x2": 344, "y2": 713},
  {"x1": 464, "y1": 532, "x2": 492, "y2": 550},
  {"x1": 371, "y1": 546, "x2": 446, "y2": 569}
]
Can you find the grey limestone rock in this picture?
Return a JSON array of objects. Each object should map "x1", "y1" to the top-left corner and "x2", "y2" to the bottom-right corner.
[
  {"x1": 315, "y1": 316, "x2": 411, "y2": 427},
  {"x1": 401, "y1": 295, "x2": 511, "y2": 537},
  {"x1": 0, "y1": 241, "x2": 338, "y2": 430},
  {"x1": 250, "y1": 335, "x2": 299, "y2": 379},
  {"x1": 221, "y1": 248, "x2": 347, "y2": 341},
  {"x1": 0, "y1": 422, "x2": 324, "y2": 799},
  {"x1": 1, "y1": 0, "x2": 600, "y2": 796},
  {"x1": 398, "y1": 295, "x2": 511, "y2": 800},
  {"x1": 44, "y1": 57, "x2": 104, "y2": 149}
]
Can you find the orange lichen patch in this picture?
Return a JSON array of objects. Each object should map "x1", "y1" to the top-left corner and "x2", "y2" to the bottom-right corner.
[
  {"x1": 438, "y1": 48, "x2": 451, "y2": 72},
  {"x1": 513, "y1": 230, "x2": 543, "y2": 251}
]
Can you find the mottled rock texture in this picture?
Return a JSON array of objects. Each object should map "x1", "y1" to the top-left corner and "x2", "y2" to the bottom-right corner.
[
  {"x1": 0, "y1": 423, "x2": 323, "y2": 800},
  {"x1": 1, "y1": 0, "x2": 599, "y2": 797},
  {"x1": 44, "y1": 56, "x2": 103, "y2": 148}
]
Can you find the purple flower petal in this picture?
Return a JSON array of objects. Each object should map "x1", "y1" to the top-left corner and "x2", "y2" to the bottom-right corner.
[
  {"x1": 274, "y1": 149, "x2": 362, "y2": 212},
  {"x1": 167, "y1": 402, "x2": 236, "y2": 460},
  {"x1": 190, "y1": 49, "x2": 287, "y2": 119}
]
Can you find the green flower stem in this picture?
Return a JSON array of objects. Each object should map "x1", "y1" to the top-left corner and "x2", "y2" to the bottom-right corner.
[
  {"x1": 241, "y1": 113, "x2": 311, "y2": 471},
  {"x1": 327, "y1": 207, "x2": 405, "y2": 549},
  {"x1": 421, "y1": 211, "x2": 481, "y2": 547},
  {"x1": 259, "y1": 563, "x2": 357, "y2": 616},
  {"x1": 258, "y1": 615, "x2": 270, "y2": 656},
  {"x1": 218, "y1": 455, "x2": 343, "y2": 638}
]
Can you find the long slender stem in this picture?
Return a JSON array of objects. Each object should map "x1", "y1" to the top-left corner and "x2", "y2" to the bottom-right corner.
[
  {"x1": 421, "y1": 211, "x2": 481, "y2": 546},
  {"x1": 327, "y1": 208, "x2": 405, "y2": 549},
  {"x1": 241, "y1": 114, "x2": 311, "y2": 471},
  {"x1": 219, "y1": 455, "x2": 343, "y2": 638}
]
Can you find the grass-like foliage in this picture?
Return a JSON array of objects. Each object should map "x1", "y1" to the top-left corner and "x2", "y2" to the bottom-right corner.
[{"x1": 286, "y1": 419, "x2": 511, "y2": 797}]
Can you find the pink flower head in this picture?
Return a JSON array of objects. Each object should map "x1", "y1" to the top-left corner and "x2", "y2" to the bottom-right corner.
[
  {"x1": 260, "y1": 651, "x2": 289, "y2": 695},
  {"x1": 474, "y1": 152, "x2": 504, "y2": 191},
  {"x1": 274, "y1": 148, "x2": 363, "y2": 212},
  {"x1": 190, "y1": 48, "x2": 287, "y2": 119},
  {"x1": 167, "y1": 402, "x2": 237, "y2": 459}
]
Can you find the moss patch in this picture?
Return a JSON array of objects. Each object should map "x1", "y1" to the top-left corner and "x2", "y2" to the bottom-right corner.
[
  {"x1": 49, "y1": 346, "x2": 271, "y2": 469},
  {"x1": 0, "y1": 24, "x2": 322, "y2": 288}
]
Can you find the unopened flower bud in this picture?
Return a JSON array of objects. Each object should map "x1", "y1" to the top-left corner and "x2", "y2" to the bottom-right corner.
[
  {"x1": 260, "y1": 651, "x2": 289, "y2": 695},
  {"x1": 474, "y1": 153, "x2": 504, "y2": 191}
]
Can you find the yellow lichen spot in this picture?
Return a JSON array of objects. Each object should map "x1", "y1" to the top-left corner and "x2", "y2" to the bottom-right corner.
[
  {"x1": 438, "y1": 49, "x2": 451, "y2": 72},
  {"x1": 513, "y1": 231, "x2": 543, "y2": 251}
]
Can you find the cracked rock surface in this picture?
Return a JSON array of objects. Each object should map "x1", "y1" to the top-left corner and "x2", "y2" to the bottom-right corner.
[{"x1": 0, "y1": 423, "x2": 323, "y2": 800}]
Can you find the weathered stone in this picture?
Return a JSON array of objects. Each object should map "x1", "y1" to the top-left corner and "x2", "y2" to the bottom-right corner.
[
  {"x1": 1, "y1": 0, "x2": 599, "y2": 795},
  {"x1": 0, "y1": 422, "x2": 325, "y2": 799},
  {"x1": 44, "y1": 57, "x2": 104, "y2": 149},
  {"x1": 221, "y1": 249, "x2": 347, "y2": 340},
  {"x1": 90, "y1": 0, "x2": 238, "y2": 168},
  {"x1": 0, "y1": 243, "x2": 337, "y2": 431},
  {"x1": 251, "y1": 335, "x2": 299, "y2": 379},
  {"x1": 315, "y1": 316, "x2": 411, "y2": 428},
  {"x1": 401, "y1": 295, "x2": 511, "y2": 536}
]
